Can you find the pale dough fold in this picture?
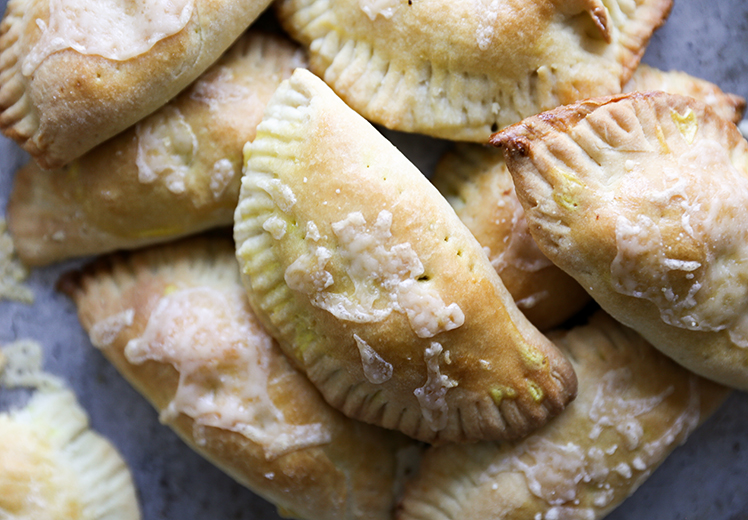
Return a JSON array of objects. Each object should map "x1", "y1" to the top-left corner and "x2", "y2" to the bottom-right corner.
[
  {"x1": 0, "y1": 0, "x2": 273, "y2": 169},
  {"x1": 396, "y1": 312, "x2": 729, "y2": 520},
  {"x1": 234, "y1": 68, "x2": 577, "y2": 445},
  {"x1": 59, "y1": 234, "x2": 417, "y2": 520},
  {"x1": 0, "y1": 340, "x2": 141, "y2": 520},
  {"x1": 6, "y1": 31, "x2": 306, "y2": 266},
  {"x1": 432, "y1": 67, "x2": 745, "y2": 331},
  {"x1": 276, "y1": 0, "x2": 672, "y2": 141}
]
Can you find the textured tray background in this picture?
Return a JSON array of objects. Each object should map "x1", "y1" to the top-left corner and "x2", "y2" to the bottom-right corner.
[{"x1": 1, "y1": 1, "x2": 747, "y2": 519}]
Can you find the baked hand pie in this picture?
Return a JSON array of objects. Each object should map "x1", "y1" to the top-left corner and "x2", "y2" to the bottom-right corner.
[
  {"x1": 432, "y1": 144, "x2": 591, "y2": 331},
  {"x1": 0, "y1": 0, "x2": 273, "y2": 169},
  {"x1": 492, "y1": 91, "x2": 748, "y2": 390},
  {"x1": 624, "y1": 64, "x2": 746, "y2": 124},
  {"x1": 431, "y1": 67, "x2": 744, "y2": 331},
  {"x1": 59, "y1": 234, "x2": 417, "y2": 520},
  {"x1": 0, "y1": 340, "x2": 140, "y2": 520},
  {"x1": 234, "y1": 68, "x2": 577, "y2": 445},
  {"x1": 395, "y1": 312, "x2": 729, "y2": 520},
  {"x1": 6, "y1": 31, "x2": 306, "y2": 267},
  {"x1": 276, "y1": 0, "x2": 671, "y2": 142}
]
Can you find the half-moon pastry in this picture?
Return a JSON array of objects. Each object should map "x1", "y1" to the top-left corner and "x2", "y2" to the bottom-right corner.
[
  {"x1": 395, "y1": 312, "x2": 729, "y2": 520},
  {"x1": 6, "y1": 31, "x2": 306, "y2": 267},
  {"x1": 276, "y1": 0, "x2": 672, "y2": 142},
  {"x1": 0, "y1": 340, "x2": 141, "y2": 520},
  {"x1": 0, "y1": 0, "x2": 274, "y2": 169},
  {"x1": 492, "y1": 91, "x2": 748, "y2": 390},
  {"x1": 59, "y1": 234, "x2": 417, "y2": 520},
  {"x1": 432, "y1": 144, "x2": 591, "y2": 331},
  {"x1": 234, "y1": 68, "x2": 577, "y2": 444},
  {"x1": 432, "y1": 69, "x2": 744, "y2": 331},
  {"x1": 625, "y1": 64, "x2": 746, "y2": 124}
]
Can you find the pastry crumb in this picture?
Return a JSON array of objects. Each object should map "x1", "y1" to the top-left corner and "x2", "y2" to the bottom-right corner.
[{"x1": 0, "y1": 218, "x2": 34, "y2": 304}]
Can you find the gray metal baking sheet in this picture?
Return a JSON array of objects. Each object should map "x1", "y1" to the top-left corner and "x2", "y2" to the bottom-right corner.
[{"x1": 1, "y1": 1, "x2": 747, "y2": 518}]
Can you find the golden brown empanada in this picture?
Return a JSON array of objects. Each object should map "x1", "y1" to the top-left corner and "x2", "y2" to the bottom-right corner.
[
  {"x1": 492, "y1": 91, "x2": 748, "y2": 391},
  {"x1": 0, "y1": 0, "x2": 273, "y2": 169},
  {"x1": 276, "y1": 0, "x2": 671, "y2": 142},
  {"x1": 432, "y1": 144, "x2": 591, "y2": 331},
  {"x1": 0, "y1": 340, "x2": 141, "y2": 520},
  {"x1": 59, "y1": 234, "x2": 417, "y2": 520},
  {"x1": 625, "y1": 64, "x2": 746, "y2": 124},
  {"x1": 6, "y1": 31, "x2": 306, "y2": 267},
  {"x1": 395, "y1": 312, "x2": 730, "y2": 520},
  {"x1": 234, "y1": 68, "x2": 577, "y2": 445},
  {"x1": 432, "y1": 69, "x2": 744, "y2": 331}
]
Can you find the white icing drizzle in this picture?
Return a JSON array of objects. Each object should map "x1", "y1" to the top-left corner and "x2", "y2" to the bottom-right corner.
[
  {"x1": 478, "y1": 366, "x2": 701, "y2": 515},
  {"x1": 190, "y1": 67, "x2": 251, "y2": 111},
  {"x1": 124, "y1": 286, "x2": 331, "y2": 460},
  {"x1": 588, "y1": 368, "x2": 673, "y2": 450},
  {"x1": 209, "y1": 158, "x2": 236, "y2": 199},
  {"x1": 610, "y1": 139, "x2": 748, "y2": 342},
  {"x1": 135, "y1": 105, "x2": 198, "y2": 194},
  {"x1": 285, "y1": 211, "x2": 464, "y2": 337},
  {"x1": 516, "y1": 291, "x2": 551, "y2": 310},
  {"x1": 89, "y1": 309, "x2": 135, "y2": 349},
  {"x1": 544, "y1": 507, "x2": 595, "y2": 520},
  {"x1": 263, "y1": 215, "x2": 288, "y2": 240},
  {"x1": 285, "y1": 222, "x2": 335, "y2": 294},
  {"x1": 353, "y1": 334, "x2": 393, "y2": 384},
  {"x1": 258, "y1": 178, "x2": 297, "y2": 213},
  {"x1": 359, "y1": 0, "x2": 401, "y2": 20},
  {"x1": 474, "y1": 0, "x2": 503, "y2": 51},
  {"x1": 413, "y1": 342, "x2": 457, "y2": 432},
  {"x1": 23, "y1": 0, "x2": 194, "y2": 76}
]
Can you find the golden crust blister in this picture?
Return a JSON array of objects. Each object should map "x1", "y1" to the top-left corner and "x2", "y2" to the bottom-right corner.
[
  {"x1": 0, "y1": 0, "x2": 273, "y2": 169},
  {"x1": 276, "y1": 0, "x2": 672, "y2": 141},
  {"x1": 432, "y1": 144, "x2": 591, "y2": 331},
  {"x1": 6, "y1": 31, "x2": 306, "y2": 267},
  {"x1": 492, "y1": 90, "x2": 748, "y2": 391},
  {"x1": 234, "y1": 68, "x2": 577, "y2": 445},
  {"x1": 395, "y1": 312, "x2": 730, "y2": 520},
  {"x1": 59, "y1": 234, "x2": 415, "y2": 520}
]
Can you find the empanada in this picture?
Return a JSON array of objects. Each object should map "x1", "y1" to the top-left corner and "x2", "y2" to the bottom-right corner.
[
  {"x1": 395, "y1": 312, "x2": 729, "y2": 520},
  {"x1": 0, "y1": 0, "x2": 273, "y2": 169},
  {"x1": 432, "y1": 144, "x2": 591, "y2": 331},
  {"x1": 625, "y1": 64, "x2": 746, "y2": 124},
  {"x1": 432, "y1": 68, "x2": 745, "y2": 331},
  {"x1": 492, "y1": 91, "x2": 748, "y2": 390},
  {"x1": 6, "y1": 31, "x2": 306, "y2": 267},
  {"x1": 59, "y1": 234, "x2": 417, "y2": 520},
  {"x1": 234, "y1": 68, "x2": 577, "y2": 445},
  {"x1": 0, "y1": 340, "x2": 140, "y2": 520},
  {"x1": 276, "y1": 0, "x2": 671, "y2": 141}
]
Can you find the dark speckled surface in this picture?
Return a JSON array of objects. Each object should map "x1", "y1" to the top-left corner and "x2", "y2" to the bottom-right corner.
[{"x1": 1, "y1": 1, "x2": 747, "y2": 519}]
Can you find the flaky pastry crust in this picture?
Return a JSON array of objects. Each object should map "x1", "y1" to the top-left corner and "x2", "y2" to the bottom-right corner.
[
  {"x1": 0, "y1": 0, "x2": 273, "y2": 169},
  {"x1": 59, "y1": 234, "x2": 416, "y2": 520},
  {"x1": 492, "y1": 91, "x2": 748, "y2": 390},
  {"x1": 276, "y1": 0, "x2": 672, "y2": 141},
  {"x1": 396, "y1": 312, "x2": 729, "y2": 520},
  {"x1": 432, "y1": 144, "x2": 591, "y2": 331},
  {"x1": 7, "y1": 31, "x2": 306, "y2": 266},
  {"x1": 234, "y1": 69, "x2": 577, "y2": 445}
]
